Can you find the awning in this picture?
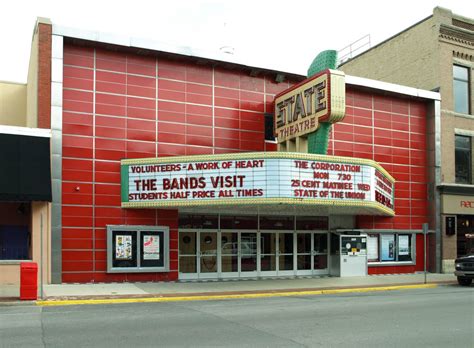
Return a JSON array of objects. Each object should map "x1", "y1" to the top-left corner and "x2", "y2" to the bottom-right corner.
[{"x1": 0, "y1": 127, "x2": 52, "y2": 202}]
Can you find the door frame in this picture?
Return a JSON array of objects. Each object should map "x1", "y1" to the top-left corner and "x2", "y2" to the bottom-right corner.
[
  {"x1": 178, "y1": 229, "x2": 329, "y2": 280},
  {"x1": 259, "y1": 231, "x2": 296, "y2": 277},
  {"x1": 295, "y1": 231, "x2": 329, "y2": 276},
  {"x1": 179, "y1": 229, "x2": 219, "y2": 280}
]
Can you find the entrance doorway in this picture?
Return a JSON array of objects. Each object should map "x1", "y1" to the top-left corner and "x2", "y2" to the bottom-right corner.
[
  {"x1": 179, "y1": 230, "x2": 328, "y2": 279},
  {"x1": 296, "y1": 232, "x2": 328, "y2": 276},
  {"x1": 179, "y1": 231, "x2": 218, "y2": 279},
  {"x1": 260, "y1": 232, "x2": 294, "y2": 276}
]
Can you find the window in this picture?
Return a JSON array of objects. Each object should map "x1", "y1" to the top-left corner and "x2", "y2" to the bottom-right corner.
[
  {"x1": 264, "y1": 113, "x2": 275, "y2": 141},
  {"x1": 455, "y1": 135, "x2": 471, "y2": 184},
  {"x1": 220, "y1": 215, "x2": 258, "y2": 229},
  {"x1": 178, "y1": 215, "x2": 218, "y2": 229},
  {"x1": 107, "y1": 225, "x2": 169, "y2": 273},
  {"x1": 367, "y1": 233, "x2": 414, "y2": 263},
  {"x1": 457, "y1": 215, "x2": 474, "y2": 257},
  {"x1": 295, "y1": 216, "x2": 328, "y2": 230},
  {"x1": 453, "y1": 65, "x2": 470, "y2": 114},
  {"x1": 0, "y1": 203, "x2": 31, "y2": 260}
]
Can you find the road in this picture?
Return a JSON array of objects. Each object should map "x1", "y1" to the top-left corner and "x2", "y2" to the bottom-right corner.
[{"x1": 1, "y1": 285, "x2": 472, "y2": 347}]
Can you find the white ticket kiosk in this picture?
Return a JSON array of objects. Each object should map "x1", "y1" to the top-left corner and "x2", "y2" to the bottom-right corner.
[{"x1": 330, "y1": 233, "x2": 368, "y2": 277}]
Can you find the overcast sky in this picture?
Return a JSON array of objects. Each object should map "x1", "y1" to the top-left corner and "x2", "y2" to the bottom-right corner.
[{"x1": 1, "y1": 0, "x2": 473, "y2": 83}]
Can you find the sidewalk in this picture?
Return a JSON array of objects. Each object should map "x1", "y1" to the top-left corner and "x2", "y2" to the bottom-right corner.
[{"x1": 1, "y1": 273, "x2": 457, "y2": 304}]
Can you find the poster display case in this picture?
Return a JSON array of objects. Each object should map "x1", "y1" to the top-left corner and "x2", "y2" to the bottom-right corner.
[{"x1": 107, "y1": 226, "x2": 169, "y2": 273}]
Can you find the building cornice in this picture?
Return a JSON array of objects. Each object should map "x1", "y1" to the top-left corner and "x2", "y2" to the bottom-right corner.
[
  {"x1": 439, "y1": 24, "x2": 474, "y2": 47},
  {"x1": 438, "y1": 183, "x2": 474, "y2": 195},
  {"x1": 0, "y1": 125, "x2": 51, "y2": 138}
]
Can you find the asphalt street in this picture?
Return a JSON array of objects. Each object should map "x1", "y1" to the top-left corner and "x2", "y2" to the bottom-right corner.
[{"x1": 1, "y1": 285, "x2": 472, "y2": 347}]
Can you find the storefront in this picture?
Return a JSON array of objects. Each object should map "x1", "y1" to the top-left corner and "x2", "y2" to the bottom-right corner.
[
  {"x1": 22, "y1": 19, "x2": 440, "y2": 283},
  {"x1": 0, "y1": 125, "x2": 52, "y2": 292},
  {"x1": 440, "y1": 192, "x2": 474, "y2": 271}
]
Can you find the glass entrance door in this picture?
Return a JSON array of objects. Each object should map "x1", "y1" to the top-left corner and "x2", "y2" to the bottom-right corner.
[
  {"x1": 199, "y1": 231, "x2": 218, "y2": 278},
  {"x1": 179, "y1": 231, "x2": 198, "y2": 280},
  {"x1": 240, "y1": 232, "x2": 257, "y2": 276},
  {"x1": 179, "y1": 230, "x2": 328, "y2": 279},
  {"x1": 278, "y1": 233, "x2": 294, "y2": 276},
  {"x1": 260, "y1": 233, "x2": 277, "y2": 275},
  {"x1": 296, "y1": 232, "x2": 328, "y2": 276},
  {"x1": 260, "y1": 232, "x2": 295, "y2": 276},
  {"x1": 313, "y1": 233, "x2": 328, "y2": 274},
  {"x1": 297, "y1": 233, "x2": 312, "y2": 275},
  {"x1": 221, "y1": 231, "x2": 238, "y2": 278}
]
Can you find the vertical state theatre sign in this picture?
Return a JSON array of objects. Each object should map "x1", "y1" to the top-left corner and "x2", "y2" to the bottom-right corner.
[
  {"x1": 121, "y1": 153, "x2": 395, "y2": 216},
  {"x1": 274, "y1": 69, "x2": 346, "y2": 142}
]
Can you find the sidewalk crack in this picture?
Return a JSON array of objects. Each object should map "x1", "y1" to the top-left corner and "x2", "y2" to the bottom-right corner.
[{"x1": 40, "y1": 307, "x2": 47, "y2": 348}]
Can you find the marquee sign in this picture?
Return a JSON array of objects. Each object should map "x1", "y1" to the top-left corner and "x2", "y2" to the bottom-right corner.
[
  {"x1": 274, "y1": 69, "x2": 345, "y2": 143},
  {"x1": 121, "y1": 153, "x2": 395, "y2": 216}
]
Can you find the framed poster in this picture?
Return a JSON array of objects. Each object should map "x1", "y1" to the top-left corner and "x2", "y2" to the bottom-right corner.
[
  {"x1": 116, "y1": 235, "x2": 132, "y2": 260},
  {"x1": 140, "y1": 231, "x2": 165, "y2": 268},
  {"x1": 380, "y1": 234, "x2": 395, "y2": 261},
  {"x1": 367, "y1": 235, "x2": 379, "y2": 262},
  {"x1": 398, "y1": 235, "x2": 412, "y2": 261},
  {"x1": 112, "y1": 231, "x2": 137, "y2": 268},
  {"x1": 107, "y1": 226, "x2": 169, "y2": 273},
  {"x1": 398, "y1": 235, "x2": 409, "y2": 255},
  {"x1": 143, "y1": 235, "x2": 160, "y2": 260}
]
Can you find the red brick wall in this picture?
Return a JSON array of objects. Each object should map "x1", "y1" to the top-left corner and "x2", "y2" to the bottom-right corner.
[
  {"x1": 61, "y1": 44, "x2": 291, "y2": 282},
  {"x1": 38, "y1": 23, "x2": 52, "y2": 129}
]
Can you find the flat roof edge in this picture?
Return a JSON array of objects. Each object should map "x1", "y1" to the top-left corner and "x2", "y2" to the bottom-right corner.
[
  {"x1": 0, "y1": 125, "x2": 51, "y2": 138},
  {"x1": 345, "y1": 75, "x2": 441, "y2": 101},
  {"x1": 52, "y1": 24, "x2": 305, "y2": 77}
]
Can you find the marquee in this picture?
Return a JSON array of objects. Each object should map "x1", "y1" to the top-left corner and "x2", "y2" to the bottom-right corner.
[{"x1": 121, "y1": 152, "x2": 395, "y2": 216}]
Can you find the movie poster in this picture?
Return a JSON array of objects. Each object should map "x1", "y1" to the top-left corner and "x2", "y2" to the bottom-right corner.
[
  {"x1": 367, "y1": 235, "x2": 379, "y2": 261},
  {"x1": 398, "y1": 235, "x2": 410, "y2": 256},
  {"x1": 380, "y1": 234, "x2": 395, "y2": 261},
  {"x1": 115, "y1": 235, "x2": 132, "y2": 260},
  {"x1": 143, "y1": 235, "x2": 160, "y2": 260}
]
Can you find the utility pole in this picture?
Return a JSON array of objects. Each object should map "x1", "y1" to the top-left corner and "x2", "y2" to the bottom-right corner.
[{"x1": 423, "y1": 223, "x2": 428, "y2": 284}]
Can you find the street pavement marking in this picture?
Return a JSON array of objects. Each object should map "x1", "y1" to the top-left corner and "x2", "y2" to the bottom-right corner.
[{"x1": 36, "y1": 284, "x2": 437, "y2": 307}]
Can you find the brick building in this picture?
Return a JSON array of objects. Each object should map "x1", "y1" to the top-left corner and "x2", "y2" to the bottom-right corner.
[{"x1": 340, "y1": 7, "x2": 474, "y2": 272}]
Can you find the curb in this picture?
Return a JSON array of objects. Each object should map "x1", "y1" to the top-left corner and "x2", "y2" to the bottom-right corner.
[{"x1": 35, "y1": 283, "x2": 438, "y2": 307}]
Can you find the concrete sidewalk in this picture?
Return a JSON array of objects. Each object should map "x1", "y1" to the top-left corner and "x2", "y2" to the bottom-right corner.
[{"x1": 1, "y1": 273, "x2": 457, "y2": 304}]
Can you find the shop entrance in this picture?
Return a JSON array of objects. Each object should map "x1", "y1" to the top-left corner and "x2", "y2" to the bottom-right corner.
[
  {"x1": 220, "y1": 231, "x2": 258, "y2": 278},
  {"x1": 179, "y1": 231, "x2": 219, "y2": 279},
  {"x1": 260, "y1": 232, "x2": 294, "y2": 277},
  {"x1": 178, "y1": 230, "x2": 328, "y2": 280},
  {"x1": 295, "y1": 232, "x2": 328, "y2": 276}
]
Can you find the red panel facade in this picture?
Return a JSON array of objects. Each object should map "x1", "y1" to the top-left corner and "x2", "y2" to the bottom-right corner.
[
  {"x1": 333, "y1": 90, "x2": 428, "y2": 232},
  {"x1": 61, "y1": 44, "x2": 291, "y2": 282},
  {"x1": 61, "y1": 43, "x2": 429, "y2": 282}
]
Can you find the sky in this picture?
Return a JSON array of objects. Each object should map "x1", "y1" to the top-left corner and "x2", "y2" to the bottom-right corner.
[{"x1": 1, "y1": 0, "x2": 473, "y2": 83}]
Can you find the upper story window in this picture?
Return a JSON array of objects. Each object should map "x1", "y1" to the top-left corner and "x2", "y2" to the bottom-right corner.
[
  {"x1": 455, "y1": 134, "x2": 471, "y2": 184},
  {"x1": 264, "y1": 113, "x2": 275, "y2": 141},
  {"x1": 453, "y1": 65, "x2": 470, "y2": 114}
]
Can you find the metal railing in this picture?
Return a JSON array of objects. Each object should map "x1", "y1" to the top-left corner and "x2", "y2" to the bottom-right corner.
[{"x1": 337, "y1": 34, "x2": 371, "y2": 66}]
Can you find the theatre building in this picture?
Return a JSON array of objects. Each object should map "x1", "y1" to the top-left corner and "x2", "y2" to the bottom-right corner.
[{"x1": 15, "y1": 18, "x2": 441, "y2": 284}]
